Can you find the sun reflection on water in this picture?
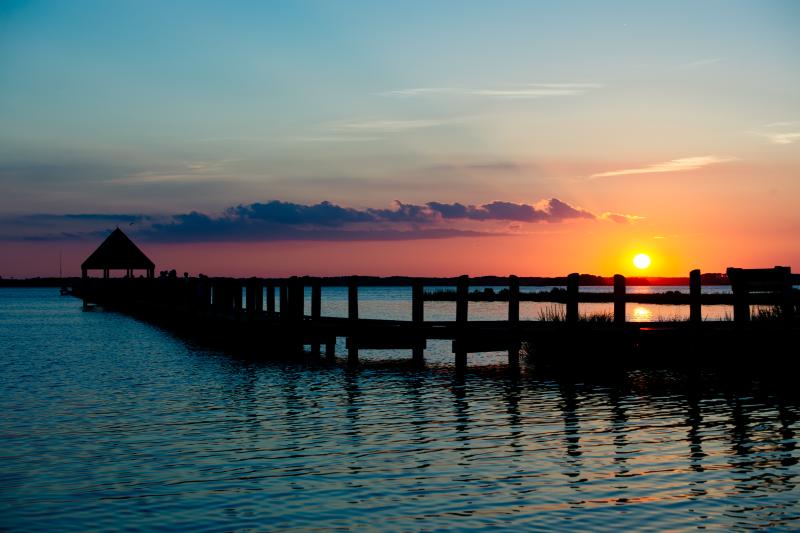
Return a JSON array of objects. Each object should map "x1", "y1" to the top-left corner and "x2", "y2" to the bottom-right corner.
[{"x1": 631, "y1": 306, "x2": 653, "y2": 322}]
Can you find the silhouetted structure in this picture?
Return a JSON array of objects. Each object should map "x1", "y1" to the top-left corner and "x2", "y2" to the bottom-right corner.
[
  {"x1": 72, "y1": 266, "x2": 798, "y2": 372},
  {"x1": 727, "y1": 266, "x2": 793, "y2": 323},
  {"x1": 81, "y1": 228, "x2": 155, "y2": 279}
]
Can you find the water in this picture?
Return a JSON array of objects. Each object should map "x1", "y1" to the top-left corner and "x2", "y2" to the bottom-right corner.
[
  {"x1": 1, "y1": 288, "x2": 798, "y2": 531},
  {"x1": 299, "y1": 285, "x2": 741, "y2": 323}
]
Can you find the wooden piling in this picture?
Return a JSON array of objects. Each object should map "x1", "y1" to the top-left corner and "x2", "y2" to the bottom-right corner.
[
  {"x1": 455, "y1": 275, "x2": 469, "y2": 370},
  {"x1": 279, "y1": 283, "x2": 288, "y2": 320},
  {"x1": 311, "y1": 279, "x2": 322, "y2": 357},
  {"x1": 348, "y1": 276, "x2": 359, "y2": 365},
  {"x1": 566, "y1": 273, "x2": 579, "y2": 324},
  {"x1": 412, "y1": 280, "x2": 424, "y2": 365},
  {"x1": 508, "y1": 275, "x2": 520, "y2": 369},
  {"x1": 198, "y1": 279, "x2": 211, "y2": 314},
  {"x1": 254, "y1": 280, "x2": 263, "y2": 315},
  {"x1": 325, "y1": 339, "x2": 336, "y2": 361},
  {"x1": 689, "y1": 269, "x2": 701, "y2": 324},
  {"x1": 508, "y1": 275, "x2": 520, "y2": 323},
  {"x1": 212, "y1": 281, "x2": 227, "y2": 316},
  {"x1": 781, "y1": 268, "x2": 794, "y2": 326},
  {"x1": 233, "y1": 282, "x2": 243, "y2": 317},
  {"x1": 288, "y1": 277, "x2": 304, "y2": 355},
  {"x1": 245, "y1": 280, "x2": 256, "y2": 315},
  {"x1": 613, "y1": 274, "x2": 626, "y2": 325},
  {"x1": 732, "y1": 281, "x2": 750, "y2": 324},
  {"x1": 266, "y1": 284, "x2": 275, "y2": 316}
]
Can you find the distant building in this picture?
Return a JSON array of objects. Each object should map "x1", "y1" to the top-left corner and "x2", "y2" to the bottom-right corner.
[{"x1": 81, "y1": 228, "x2": 155, "y2": 279}]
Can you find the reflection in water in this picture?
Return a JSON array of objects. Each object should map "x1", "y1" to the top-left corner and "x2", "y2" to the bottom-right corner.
[
  {"x1": 632, "y1": 306, "x2": 652, "y2": 322},
  {"x1": 608, "y1": 388, "x2": 630, "y2": 479},
  {"x1": 685, "y1": 391, "x2": 706, "y2": 473},
  {"x1": 559, "y1": 383, "x2": 584, "y2": 487},
  {"x1": 1, "y1": 289, "x2": 799, "y2": 531}
]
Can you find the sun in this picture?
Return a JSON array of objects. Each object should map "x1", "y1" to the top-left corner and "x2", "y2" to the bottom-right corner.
[{"x1": 633, "y1": 253, "x2": 651, "y2": 270}]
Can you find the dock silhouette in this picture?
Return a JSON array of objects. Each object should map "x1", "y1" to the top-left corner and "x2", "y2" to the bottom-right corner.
[{"x1": 71, "y1": 229, "x2": 799, "y2": 371}]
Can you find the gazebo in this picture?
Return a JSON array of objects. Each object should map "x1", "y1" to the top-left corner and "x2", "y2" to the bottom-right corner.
[{"x1": 81, "y1": 228, "x2": 155, "y2": 279}]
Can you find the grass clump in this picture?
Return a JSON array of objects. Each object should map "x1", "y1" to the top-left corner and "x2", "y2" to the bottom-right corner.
[{"x1": 536, "y1": 304, "x2": 613, "y2": 323}]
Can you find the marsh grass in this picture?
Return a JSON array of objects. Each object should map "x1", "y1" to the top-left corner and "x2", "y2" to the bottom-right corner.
[
  {"x1": 537, "y1": 304, "x2": 613, "y2": 323},
  {"x1": 751, "y1": 305, "x2": 784, "y2": 322},
  {"x1": 715, "y1": 305, "x2": 790, "y2": 322}
]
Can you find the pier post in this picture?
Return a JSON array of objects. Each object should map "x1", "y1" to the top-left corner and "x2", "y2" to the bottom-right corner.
[
  {"x1": 614, "y1": 274, "x2": 626, "y2": 325},
  {"x1": 209, "y1": 282, "x2": 217, "y2": 315},
  {"x1": 566, "y1": 273, "x2": 579, "y2": 325},
  {"x1": 212, "y1": 281, "x2": 226, "y2": 316},
  {"x1": 288, "y1": 277, "x2": 304, "y2": 355},
  {"x1": 412, "y1": 280, "x2": 424, "y2": 365},
  {"x1": 279, "y1": 283, "x2": 288, "y2": 320},
  {"x1": 266, "y1": 283, "x2": 275, "y2": 316},
  {"x1": 311, "y1": 279, "x2": 322, "y2": 357},
  {"x1": 508, "y1": 275, "x2": 520, "y2": 369},
  {"x1": 348, "y1": 276, "x2": 359, "y2": 365},
  {"x1": 732, "y1": 279, "x2": 750, "y2": 325},
  {"x1": 325, "y1": 339, "x2": 336, "y2": 361},
  {"x1": 245, "y1": 280, "x2": 256, "y2": 316},
  {"x1": 233, "y1": 282, "x2": 243, "y2": 319},
  {"x1": 200, "y1": 279, "x2": 211, "y2": 315},
  {"x1": 689, "y1": 269, "x2": 702, "y2": 324},
  {"x1": 254, "y1": 280, "x2": 263, "y2": 316},
  {"x1": 224, "y1": 281, "x2": 233, "y2": 317},
  {"x1": 779, "y1": 266, "x2": 793, "y2": 327},
  {"x1": 781, "y1": 268, "x2": 794, "y2": 327},
  {"x1": 455, "y1": 275, "x2": 469, "y2": 371}
]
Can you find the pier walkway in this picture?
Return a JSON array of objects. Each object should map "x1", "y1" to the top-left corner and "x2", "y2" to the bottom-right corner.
[{"x1": 72, "y1": 270, "x2": 799, "y2": 371}]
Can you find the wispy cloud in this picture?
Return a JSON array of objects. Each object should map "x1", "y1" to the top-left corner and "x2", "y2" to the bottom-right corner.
[
  {"x1": 600, "y1": 212, "x2": 646, "y2": 224},
  {"x1": 589, "y1": 156, "x2": 736, "y2": 179},
  {"x1": 110, "y1": 160, "x2": 239, "y2": 184},
  {"x1": 290, "y1": 135, "x2": 383, "y2": 143},
  {"x1": 764, "y1": 132, "x2": 800, "y2": 145},
  {"x1": 331, "y1": 119, "x2": 448, "y2": 133},
  {"x1": 751, "y1": 122, "x2": 800, "y2": 145},
  {"x1": 383, "y1": 83, "x2": 603, "y2": 99}
]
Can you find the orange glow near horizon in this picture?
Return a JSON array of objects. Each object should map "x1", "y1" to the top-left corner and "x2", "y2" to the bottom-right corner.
[{"x1": 3, "y1": 225, "x2": 797, "y2": 280}]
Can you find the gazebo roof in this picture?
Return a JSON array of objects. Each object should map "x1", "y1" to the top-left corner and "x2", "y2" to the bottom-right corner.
[{"x1": 81, "y1": 228, "x2": 155, "y2": 270}]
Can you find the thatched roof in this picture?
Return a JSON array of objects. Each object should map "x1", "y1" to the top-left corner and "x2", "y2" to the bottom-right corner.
[{"x1": 81, "y1": 228, "x2": 154, "y2": 270}]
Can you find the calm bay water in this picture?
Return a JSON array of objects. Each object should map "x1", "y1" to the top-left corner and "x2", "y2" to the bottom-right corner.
[{"x1": 1, "y1": 288, "x2": 798, "y2": 531}]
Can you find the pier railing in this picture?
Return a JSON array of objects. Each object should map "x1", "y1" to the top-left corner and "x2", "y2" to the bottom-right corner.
[{"x1": 74, "y1": 268, "x2": 798, "y2": 369}]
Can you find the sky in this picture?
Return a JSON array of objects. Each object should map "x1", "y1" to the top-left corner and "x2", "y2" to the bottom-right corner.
[{"x1": 1, "y1": 0, "x2": 798, "y2": 277}]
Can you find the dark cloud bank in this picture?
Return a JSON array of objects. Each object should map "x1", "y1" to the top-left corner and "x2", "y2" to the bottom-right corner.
[{"x1": 3, "y1": 198, "x2": 634, "y2": 242}]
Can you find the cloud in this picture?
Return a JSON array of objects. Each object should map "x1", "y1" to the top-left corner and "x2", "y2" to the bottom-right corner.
[
  {"x1": 600, "y1": 212, "x2": 646, "y2": 224},
  {"x1": 0, "y1": 197, "x2": 620, "y2": 242},
  {"x1": 760, "y1": 132, "x2": 800, "y2": 145},
  {"x1": 331, "y1": 119, "x2": 447, "y2": 133},
  {"x1": 425, "y1": 198, "x2": 594, "y2": 223},
  {"x1": 110, "y1": 160, "x2": 239, "y2": 184},
  {"x1": 589, "y1": 156, "x2": 736, "y2": 179},
  {"x1": 383, "y1": 83, "x2": 603, "y2": 99},
  {"x1": 749, "y1": 122, "x2": 800, "y2": 145},
  {"x1": 426, "y1": 161, "x2": 522, "y2": 173},
  {"x1": 289, "y1": 135, "x2": 383, "y2": 143}
]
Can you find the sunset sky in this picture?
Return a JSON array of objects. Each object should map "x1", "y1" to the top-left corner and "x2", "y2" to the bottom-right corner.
[{"x1": 1, "y1": 0, "x2": 798, "y2": 277}]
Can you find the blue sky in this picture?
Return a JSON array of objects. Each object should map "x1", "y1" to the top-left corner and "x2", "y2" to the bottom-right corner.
[{"x1": 1, "y1": 1, "x2": 798, "y2": 275}]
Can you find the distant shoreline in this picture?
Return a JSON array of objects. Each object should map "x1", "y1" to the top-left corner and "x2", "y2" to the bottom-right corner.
[{"x1": 0, "y1": 274, "x2": 743, "y2": 288}]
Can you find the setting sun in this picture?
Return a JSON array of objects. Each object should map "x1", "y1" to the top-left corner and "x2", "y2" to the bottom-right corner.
[{"x1": 633, "y1": 253, "x2": 652, "y2": 270}]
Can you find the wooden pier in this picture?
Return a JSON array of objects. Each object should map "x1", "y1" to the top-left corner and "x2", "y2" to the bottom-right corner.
[{"x1": 72, "y1": 268, "x2": 799, "y2": 372}]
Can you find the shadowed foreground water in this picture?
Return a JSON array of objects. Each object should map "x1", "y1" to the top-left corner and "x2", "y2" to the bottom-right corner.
[{"x1": 1, "y1": 289, "x2": 798, "y2": 531}]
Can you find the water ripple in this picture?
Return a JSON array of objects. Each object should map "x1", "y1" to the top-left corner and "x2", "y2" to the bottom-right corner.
[{"x1": 0, "y1": 289, "x2": 798, "y2": 531}]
